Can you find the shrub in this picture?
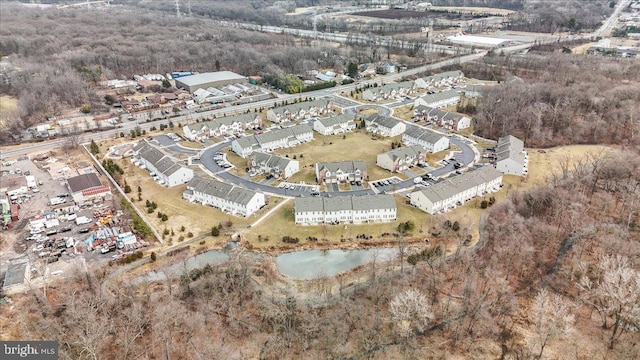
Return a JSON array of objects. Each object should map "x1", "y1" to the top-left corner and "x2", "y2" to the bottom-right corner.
[
  {"x1": 187, "y1": 232, "x2": 193, "y2": 238},
  {"x1": 150, "y1": 252, "x2": 157, "y2": 262},
  {"x1": 452, "y1": 221, "x2": 460, "y2": 232},
  {"x1": 282, "y1": 236, "x2": 299, "y2": 244},
  {"x1": 211, "y1": 227, "x2": 220, "y2": 236},
  {"x1": 480, "y1": 200, "x2": 488, "y2": 209},
  {"x1": 180, "y1": 225, "x2": 186, "y2": 232}
]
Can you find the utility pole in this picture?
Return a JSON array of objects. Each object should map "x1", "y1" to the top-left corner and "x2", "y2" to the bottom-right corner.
[{"x1": 175, "y1": 0, "x2": 180, "y2": 17}]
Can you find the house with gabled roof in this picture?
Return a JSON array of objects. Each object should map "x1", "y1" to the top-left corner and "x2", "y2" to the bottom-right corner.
[
  {"x1": 294, "y1": 194, "x2": 397, "y2": 224},
  {"x1": 133, "y1": 140, "x2": 194, "y2": 187},
  {"x1": 231, "y1": 124, "x2": 313, "y2": 158},
  {"x1": 183, "y1": 177, "x2": 265, "y2": 217},
  {"x1": 365, "y1": 114, "x2": 406, "y2": 137},
  {"x1": 313, "y1": 114, "x2": 357, "y2": 135},
  {"x1": 410, "y1": 166, "x2": 502, "y2": 214},
  {"x1": 377, "y1": 145, "x2": 426, "y2": 173},
  {"x1": 182, "y1": 113, "x2": 261, "y2": 141},
  {"x1": 362, "y1": 81, "x2": 415, "y2": 102},
  {"x1": 402, "y1": 125, "x2": 450, "y2": 153},
  {"x1": 413, "y1": 105, "x2": 471, "y2": 130},
  {"x1": 495, "y1": 135, "x2": 528, "y2": 176},
  {"x1": 414, "y1": 89, "x2": 460, "y2": 108},
  {"x1": 315, "y1": 160, "x2": 368, "y2": 184},
  {"x1": 266, "y1": 99, "x2": 335, "y2": 123},
  {"x1": 414, "y1": 70, "x2": 464, "y2": 89},
  {"x1": 247, "y1": 152, "x2": 300, "y2": 179}
]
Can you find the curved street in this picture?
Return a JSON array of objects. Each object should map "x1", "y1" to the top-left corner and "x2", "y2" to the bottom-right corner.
[{"x1": 196, "y1": 121, "x2": 478, "y2": 198}]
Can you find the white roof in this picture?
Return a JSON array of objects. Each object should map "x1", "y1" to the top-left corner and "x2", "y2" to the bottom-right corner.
[
  {"x1": 176, "y1": 71, "x2": 245, "y2": 87},
  {"x1": 447, "y1": 35, "x2": 509, "y2": 46}
]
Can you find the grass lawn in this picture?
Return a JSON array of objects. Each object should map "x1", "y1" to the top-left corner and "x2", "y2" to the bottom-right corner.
[
  {"x1": 358, "y1": 108, "x2": 380, "y2": 116},
  {"x1": 178, "y1": 140, "x2": 204, "y2": 149},
  {"x1": 273, "y1": 130, "x2": 402, "y2": 183},
  {"x1": 391, "y1": 105, "x2": 414, "y2": 121},
  {"x1": 115, "y1": 159, "x2": 280, "y2": 246}
]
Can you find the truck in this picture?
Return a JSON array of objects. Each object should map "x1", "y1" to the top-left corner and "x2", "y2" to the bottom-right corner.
[
  {"x1": 49, "y1": 197, "x2": 66, "y2": 206},
  {"x1": 75, "y1": 216, "x2": 92, "y2": 225}
]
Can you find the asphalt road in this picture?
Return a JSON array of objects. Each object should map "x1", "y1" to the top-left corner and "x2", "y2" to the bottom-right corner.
[{"x1": 197, "y1": 117, "x2": 477, "y2": 198}]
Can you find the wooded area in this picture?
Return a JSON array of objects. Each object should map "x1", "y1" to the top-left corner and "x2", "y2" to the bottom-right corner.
[{"x1": 463, "y1": 53, "x2": 640, "y2": 147}]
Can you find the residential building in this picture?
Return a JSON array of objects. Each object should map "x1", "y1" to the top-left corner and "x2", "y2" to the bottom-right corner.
[
  {"x1": 365, "y1": 114, "x2": 406, "y2": 137},
  {"x1": 182, "y1": 113, "x2": 262, "y2": 141},
  {"x1": 410, "y1": 166, "x2": 503, "y2": 214},
  {"x1": 247, "y1": 152, "x2": 300, "y2": 179},
  {"x1": 402, "y1": 125, "x2": 450, "y2": 153},
  {"x1": 413, "y1": 105, "x2": 471, "y2": 131},
  {"x1": 462, "y1": 84, "x2": 488, "y2": 99},
  {"x1": 266, "y1": 99, "x2": 335, "y2": 123},
  {"x1": 377, "y1": 145, "x2": 426, "y2": 173},
  {"x1": 175, "y1": 71, "x2": 247, "y2": 93},
  {"x1": 313, "y1": 114, "x2": 357, "y2": 135},
  {"x1": 294, "y1": 194, "x2": 397, "y2": 224},
  {"x1": 414, "y1": 89, "x2": 460, "y2": 108},
  {"x1": 362, "y1": 81, "x2": 415, "y2": 102},
  {"x1": 495, "y1": 135, "x2": 528, "y2": 176},
  {"x1": 231, "y1": 124, "x2": 313, "y2": 158},
  {"x1": 316, "y1": 160, "x2": 368, "y2": 184},
  {"x1": 414, "y1": 70, "x2": 464, "y2": 89},
  {"x1": 67, "y1": 173, "x2": 111, "y2": 204},
  {"x1": 133, "y1": 141, "x2": 194, "y2": 187},
  {"x1": 183, "y1": 177, "x2": 265, "y2": 217}
]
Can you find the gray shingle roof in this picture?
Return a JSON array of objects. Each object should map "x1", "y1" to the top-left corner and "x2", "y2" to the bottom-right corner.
[
  {"x1": 185, "y1": 113, "x2": 258, "y2": 134},
  {"x1": 414, "y1": 166, "x2": 502, "y2": 203},
  {"x1": 414, "y1": 105, "x2": 465, "y2": 122},
  {"x1": 269, "y1": 99, "x2": 329, "y2": 116},
  {"x1": 250, "y1": 152, "x2": 295, "y2": 170},
  {"x1": 380, "y1": 145, "x2": 424, "y2": 161},
  {"x1": 187, "y1": 176, "x2": 259, "y2": 206},
  {"x1": 366, "y1": 114, "x2": 402, "y2": 130},
  {"x1": 420, "y1": 70, "x2": 463, "y2": 84},
  {"x1": 317, "y1": 160, "x2": 367, "y2": 174},
  {"x1": 417, "y1": 89, "x2": 460, "y2": 104},
  {"x1": 365, "y1": 81, "x2": 414, "y2": 96},
  {"x1": 295, "y1": 194, "x2": 396, "y2": 212},
  {"x1": 496, "y1": 135, "x2": 525, "y2": 165},
  {"x1": 316, "y1": 114, "x2": 355, "y2": 128},
  {"x1": 136, "y1": 140, "x2": 188, "y2": 177},
  {"x1": 404, "y1": 125, "x2": 446, "y2": 145},
  {"x1": 236, "y1": 124, "x2": 312, "y2": 150}
]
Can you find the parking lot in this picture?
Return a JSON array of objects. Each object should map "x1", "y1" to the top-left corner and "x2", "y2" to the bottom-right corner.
[
  {"x1": 278, "y1": 182, "x2": 319, "y2": 194},
  {"x1": 369, "y1": 177, "x2": 402, "y2": 192}
]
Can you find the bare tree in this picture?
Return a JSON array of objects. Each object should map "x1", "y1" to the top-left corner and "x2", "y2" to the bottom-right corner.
[
  {"x1": 528, "y1": 288, "x2": 575, "y2": 359},
  {"x1": 578, "y1": 255, "x2": 640, "y2": 349},
  {"x1": 389, "y1": 288, "x2": 432, "y2": 338}
]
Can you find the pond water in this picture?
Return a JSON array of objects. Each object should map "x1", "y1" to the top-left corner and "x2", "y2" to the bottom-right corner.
[
  {"x1": 275, "y1": 248, "x2": 398, "y2": 280},
  {"x1": 137, "y1": 243, "x2": 397, "y2": 282}
]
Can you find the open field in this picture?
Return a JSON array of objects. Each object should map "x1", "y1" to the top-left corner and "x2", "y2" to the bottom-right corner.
[{"x1": 274, "y1": 130, "x2": 403, "y2": 184}]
